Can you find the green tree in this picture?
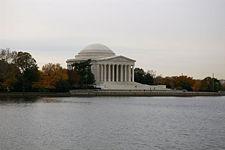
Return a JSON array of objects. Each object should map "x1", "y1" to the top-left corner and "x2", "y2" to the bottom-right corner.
[
  {"x1": 200, "y1": 77, "x2": 222, "y2": 92},
  {"x1": 0, "y1": 49, "x2": 20, "y2": 91},
  {"x1": 55, "y1": 80, "x2": 71, "y2": 92},
  {"x1": 67, "y1": 69, "x2": 80, "y2": 88},
  {"x1": 0, "y1": 48, "x2": 17, "y2": 63},
  {"x1": 12, "y1": 52, "x2": 39, "y2": 92},
  {"x1": 13, "y1": 52, "x2": 37, "y2": 73},
  {"x1": 134, "y1": 68, "x2": 145, "y2": 83},
  {"x1": 134, "y1": 68, "x2": 154, "y2": 85},
  {"x1": 144, "y1": 73, "x2": 154, "y2": 85},
  {"x1": 73, "y1": 59, "x2": 95, "y2": 88}
]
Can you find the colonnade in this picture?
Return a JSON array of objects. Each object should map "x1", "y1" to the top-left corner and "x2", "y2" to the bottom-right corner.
[{"x1": 98, "y1": 64, "x2": 134, "y2": 82}]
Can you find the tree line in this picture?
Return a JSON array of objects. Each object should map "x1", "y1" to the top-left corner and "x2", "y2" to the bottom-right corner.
[
  {"x1": 1, "y1": 49, "x2": 224, "y2": 92},
  {"x1": 0, "y1": 49, "x2": 95, "y2": 92},
  {"x1": 134, "y1": 68, "x2": 225, "y2": 92}
]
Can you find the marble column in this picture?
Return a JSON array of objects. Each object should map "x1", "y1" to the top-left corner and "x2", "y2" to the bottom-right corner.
[
  {"x1": 116, "y1": 64, "x2": 119, "y2": 82},
  {"x1": 128, "y1": 65, "x2": 131, "y2": 82},
  {"x1": 120, "y1": 65, "x2": 123, "y2": 82},
  {"x1": 132, "y1": 65, "x2": 134, "y2": 82},
  {"x1": 99, "y1": 64, "x2": 101, "y2": 81},
  {"x1": 107, "y1": 64, "x2": 109, "y2": 82},
  {"x1": 101, "y1": 64, "x2": 103, "y2": 82},
  {"x1": 104, "y1": 64, "x2": 106, "y2": 82},
  {"x1": 100, "y1": 64, "x2": 103, "y2": 81},
  {"x1": 106, "y1": 64, "x2": 108, "y2": 81},
  {"x1": 96, "y1": 64, "x2": 100, "y2": 82},
  {"x1": 108, "y1": 64, "x2": 111, "y2": 82},
  {"x1": 112, "y1": 65, "x2": 114, "y2": 82},
  {"x1": 125, "y1": 65, "x2": 126, "y2": 81}
]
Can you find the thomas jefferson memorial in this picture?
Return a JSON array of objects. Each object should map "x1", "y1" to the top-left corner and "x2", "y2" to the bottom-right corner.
[{"x1": 66, "y1": 43, "x2": 167, "y2": 90}]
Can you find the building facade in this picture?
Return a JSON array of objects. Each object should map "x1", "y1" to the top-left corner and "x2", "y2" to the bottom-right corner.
[{"x1": 66, "y1": 43, "x2": 168, "y2": 90}]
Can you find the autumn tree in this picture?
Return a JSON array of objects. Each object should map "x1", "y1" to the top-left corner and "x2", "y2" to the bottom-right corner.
[
  {"x1": 34, "y1": 63, "x2": 70, "y2": 92},
  {"x1": 154, "y1": 76, "x2": 164, "y2": 85},
  {"x1": 153, "y1": 76, "x2": 175, "y2": 89},
  {"x1": 192, "y1": 80, "x2": 202, "y2": 92},
  {"x1": 173, "y1": 76, "x2": 194, "y2": 91},
  {"x1": 153, "y1": 75, "x2": 195, "y2": 91},
  {"x1": 0, "y1": 49, "x2": 40, "y2": 92}
]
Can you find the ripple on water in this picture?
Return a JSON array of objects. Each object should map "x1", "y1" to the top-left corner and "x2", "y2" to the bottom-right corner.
[{"x1": 0, "y1": 96, "x2": 225, "y2": 150}]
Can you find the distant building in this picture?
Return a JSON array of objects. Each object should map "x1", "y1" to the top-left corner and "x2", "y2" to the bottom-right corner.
[{"x1": 66, "y1": 43, "x2": 168, "y2": 90}]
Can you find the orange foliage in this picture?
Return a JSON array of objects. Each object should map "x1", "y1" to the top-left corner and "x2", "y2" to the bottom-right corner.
[{"x1": 33, "y1": 63, "x2": 68, "y2": 90}]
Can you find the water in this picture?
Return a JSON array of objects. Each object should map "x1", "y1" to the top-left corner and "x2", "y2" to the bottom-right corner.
[{"x1": 0, "y1": 97, "x2": 225, "y2": 150}]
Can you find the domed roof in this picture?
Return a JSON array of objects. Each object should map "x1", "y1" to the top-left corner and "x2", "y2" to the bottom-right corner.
[{"x1": 75, "y1": 43, "x2": 115, "y2": 60}]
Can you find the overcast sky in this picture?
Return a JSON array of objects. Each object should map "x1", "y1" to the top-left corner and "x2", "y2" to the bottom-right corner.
[{"x1": 1, "y1": 0, "x2": 225, "y2": 79}]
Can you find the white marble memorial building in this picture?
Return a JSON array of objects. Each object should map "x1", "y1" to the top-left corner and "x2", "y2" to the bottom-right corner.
[{"x1": 66, "y1": 43, "x2": 168, "y2": 90}]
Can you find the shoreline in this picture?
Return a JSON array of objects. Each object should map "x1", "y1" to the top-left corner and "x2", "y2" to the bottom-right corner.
[
  {"x1": 0, "y1": 92, "x2": 71, "y2": 98},
  {"x1": 0, "y1": 90, "x2": 225, "y2": 98},
  {"x1": 70, "y1": 90, "x2": 225, "y2": 97}
]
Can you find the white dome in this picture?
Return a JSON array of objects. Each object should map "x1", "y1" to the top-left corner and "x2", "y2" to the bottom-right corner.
[{"x1": 75, "y1": 43, "x2": 115, "y2": 60}]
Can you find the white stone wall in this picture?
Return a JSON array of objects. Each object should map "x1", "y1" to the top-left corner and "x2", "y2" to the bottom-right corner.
[{"x1": 98, "y1": 82, "x2": 169, "y2": 91}]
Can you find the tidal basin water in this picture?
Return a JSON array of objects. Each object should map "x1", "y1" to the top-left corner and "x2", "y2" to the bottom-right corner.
[{"x1": 0, "y1": 97, "x2": 225, "y2": 150}]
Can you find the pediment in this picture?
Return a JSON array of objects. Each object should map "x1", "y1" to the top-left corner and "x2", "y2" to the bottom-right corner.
[{"x1": 97, "y1": 55, "x2": 135, "y2": 63}]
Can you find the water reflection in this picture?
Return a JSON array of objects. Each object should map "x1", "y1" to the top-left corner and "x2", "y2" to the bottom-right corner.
[
  {"x1": 0, "y1": 96, "x2": 225, "y2": 150},
  {"x1": 0, "y1": 97, "x2": 39, "y2": 104}
]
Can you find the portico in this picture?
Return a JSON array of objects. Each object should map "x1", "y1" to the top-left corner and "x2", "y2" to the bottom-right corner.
[{"x1": 94, "y1": 61, "x2": 135, "y2": 83}]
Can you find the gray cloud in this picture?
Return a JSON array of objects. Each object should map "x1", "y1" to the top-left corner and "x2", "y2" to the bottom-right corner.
[{"x1": 1, "y1": 0, "x2": 225, "y2": 79}]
